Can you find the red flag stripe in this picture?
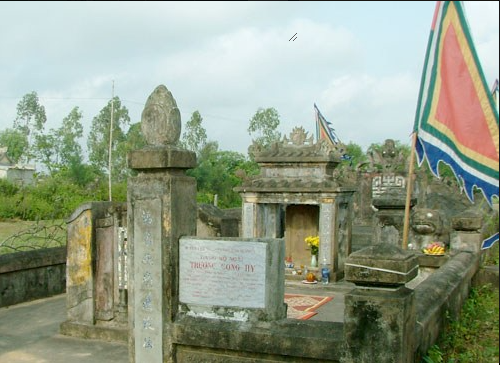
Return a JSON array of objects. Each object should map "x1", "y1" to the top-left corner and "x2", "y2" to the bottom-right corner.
[{"x1": 427, "y1": 2, "x2": 499, "y2": 169}]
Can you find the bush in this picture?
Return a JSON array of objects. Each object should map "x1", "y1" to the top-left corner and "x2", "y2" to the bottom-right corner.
[{"x1": 0, "y1": 179, "x2": 19, "y2": 196}]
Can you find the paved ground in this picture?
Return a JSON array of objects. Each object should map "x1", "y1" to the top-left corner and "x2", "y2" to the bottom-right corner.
[
  {"x1": 0, "y1": 294, "x2": 129, "y2": 363},
  {"x1": 0, "y1": 280, "x2": 354, "y2": 363}
]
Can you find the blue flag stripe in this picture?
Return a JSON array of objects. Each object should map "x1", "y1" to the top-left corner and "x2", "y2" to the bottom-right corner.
[{"x1": 482, "y1": 232, "x2": 499, "y2": 250}]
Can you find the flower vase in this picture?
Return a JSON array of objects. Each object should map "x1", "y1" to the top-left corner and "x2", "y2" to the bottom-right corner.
[{"x1": 310, "y1": 254, "x2": 318, "y2": 268}]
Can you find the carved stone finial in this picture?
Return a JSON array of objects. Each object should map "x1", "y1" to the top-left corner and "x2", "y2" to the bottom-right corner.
[
  {"x1": 288, "y1": 127, "x2": 314, "y2": 146},
  {"x1": 141, "y1": 85, "x2": 181, "y2": 146}
]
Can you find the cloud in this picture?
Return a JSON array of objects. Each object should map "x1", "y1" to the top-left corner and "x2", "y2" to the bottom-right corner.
[
  {"x1": 318, "y1": 73, "x2": 418, "y2": 149},
  {"x1": 0, "y1": 1, "x2": 497, "y2": 158},
  {"x1": 464, "y1": 2, "x2": 499, "y2": 85}
]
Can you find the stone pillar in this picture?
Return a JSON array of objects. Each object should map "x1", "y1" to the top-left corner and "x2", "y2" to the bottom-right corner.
[
  {"x1": 343, "y1": 243, "x2": 418, "y2": 362},
  {"x1": 319, "y1": 201, "x2": 335, "y2": 267},
  {"x1": 242, "y1": 201, "x2": 257, "y2": 238},
  {"x1": 319, "y1": 197, "x2": 353, "y2": 281},
  {"x1": 373, "y1": 187, "x2": 416, "y2": 247},
  {"x1": 127, "y1": 85, "x2": 197, "y2": 363},
  {"x1": 258, "y1": 204, "x2": 282, "y2": 238}
]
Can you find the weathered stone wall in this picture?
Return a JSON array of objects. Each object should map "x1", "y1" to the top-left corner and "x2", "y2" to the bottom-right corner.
[
  {"x1": 196, "y1": 204, "x2": 241, "y2": 238},
  {"x1": 0, "y1": 247, "x2": 66, "y2": 307},
  {"x1": 413, "y1": 251, "x2": 480, "y2": 360},
  {"x1": 173, "y1": 317, "x2": 345, "y2": 362}
]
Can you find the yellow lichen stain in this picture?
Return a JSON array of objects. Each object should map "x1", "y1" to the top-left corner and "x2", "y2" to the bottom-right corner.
[
  {"x1": 67, "y1": 210, "x2": 92, "y2": 286},
  {"x1": 163, "y1": 212, "x2": 171, "y2": 233}
]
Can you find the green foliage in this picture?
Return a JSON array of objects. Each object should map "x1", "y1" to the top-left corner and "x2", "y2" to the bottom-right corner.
[
  {"x1": 248, "y1": 107, "x2": 281, "y2": 150},
  {"x1": 424, "y1": 285, "x2": 499, "y2": 363},
  {"x1": 0, "y1": 128, "x2": 28, "y2": 163},
  {"x1": 87, "y1": 96, "x2": 130, "y2": 181},
  {"x1": 34, "y1": 132, "x2": 59, "y2": 172},
  {"x1": 0, "y1": 178, "x2": 19, "y2": 196},
  {"x1": 181, "y1": 111, "x2": 207, "y2": 156},
  {"x1": 0, "y1": 179, "x2": 22, "y2": 219},
  {"x1": 0, "y1": 170, "x2": 127, "y2": 221},
  {"x1": 423, "y1": 344, "x2": 443, "y2": 363},
  {"x1": 122, "y1": 122, "x2": 146, "y2": 151},
  {"x1": 188, "y1": 144, "x2": 259, "y2": 208},
  {"x1": 339, "y1": 141, "x2": 367, "y2": 168},
  {"x1": 13, "y1": 91, "x2": 47, "y2": 163},
  {"x1": 115, "y1": 121, "x2": 147, "y2": 178},
  {"x1": 57, "y1": 107, "x2": 84, "y2": 166}
]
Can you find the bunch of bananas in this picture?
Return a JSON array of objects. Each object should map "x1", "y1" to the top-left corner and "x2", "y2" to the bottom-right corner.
[{"x1": 423, "y1": 242, "x2": 445, "y2": 255}]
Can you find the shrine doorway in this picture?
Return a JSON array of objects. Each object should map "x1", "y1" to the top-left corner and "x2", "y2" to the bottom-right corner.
[{"x1": 284, "y1": 205, "x2": 319, "y2": 267}]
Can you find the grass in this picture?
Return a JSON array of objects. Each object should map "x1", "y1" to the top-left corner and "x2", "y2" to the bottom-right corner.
[
  {"x1": 0, "y1": 219, "x2": 66, "y2": 255},
  {"x1": 424, "y1": 283, "x2": 499, "y2": 363},
  {"x1": 483, "y1": 242, "x2": 500, "y2": 266}
]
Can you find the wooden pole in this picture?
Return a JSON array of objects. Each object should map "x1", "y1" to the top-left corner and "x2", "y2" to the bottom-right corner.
[
  {"x1": 402, "y1": 132, "x2": 418, "y2": 249},
  {"x1": 108, "y1": 80, "x2": 114, "y2": 202}
]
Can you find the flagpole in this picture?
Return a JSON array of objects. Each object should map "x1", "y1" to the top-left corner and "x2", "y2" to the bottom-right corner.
[{"x1": 402, "y1": 132, "x2": 417, "y2": 250}]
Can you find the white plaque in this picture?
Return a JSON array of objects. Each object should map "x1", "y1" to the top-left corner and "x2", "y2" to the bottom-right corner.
[{"x1": 180, "y1": 238, "x2": 266, "y2": 308}]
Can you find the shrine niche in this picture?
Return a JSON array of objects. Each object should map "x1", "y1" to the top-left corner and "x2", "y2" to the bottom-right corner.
[{"x1": 235, "y1": 127, "x2": 356, "y2": 281}]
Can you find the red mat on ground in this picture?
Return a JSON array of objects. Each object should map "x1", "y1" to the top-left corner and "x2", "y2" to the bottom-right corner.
[{"x1": 284, "y1": 293, "x2": 333, "y2": 320}]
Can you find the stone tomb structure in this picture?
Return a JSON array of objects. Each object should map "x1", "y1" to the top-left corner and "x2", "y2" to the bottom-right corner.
[
  {"x1": 235, "y1": 127, "x2": 355, "y2": 280},
  {"x1": 58, "y1": 85, "x2": 491, "y2": 363}
]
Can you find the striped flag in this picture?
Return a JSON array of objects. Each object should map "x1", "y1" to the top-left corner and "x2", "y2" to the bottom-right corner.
[
  {"x1": 413, "y1": 1, "x2": 499, "y2": 249},
  {"x1": 314, "y1": 103, "x2": 340, "y2": 145}
]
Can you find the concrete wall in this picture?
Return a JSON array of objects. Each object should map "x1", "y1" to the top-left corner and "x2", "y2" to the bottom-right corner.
[{"x1": 0, "y1": 247, "x2": 66, "y2": 308}]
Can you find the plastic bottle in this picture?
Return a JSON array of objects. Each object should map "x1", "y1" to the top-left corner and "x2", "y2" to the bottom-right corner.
[{"x1": 321, "y1": 256, "x2": 330, "y2": 284}]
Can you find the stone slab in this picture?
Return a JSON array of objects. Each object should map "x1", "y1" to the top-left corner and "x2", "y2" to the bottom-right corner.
[
  {"x1": 345, "y1": 243, "x2": 418, "y2": 286},
  {"x1": 180, "y1": 238, "x2": 266, "y2": 308},
  {"x1": 128, "y1": 147, "x2": 195, "y2": 170},
  {"x1": 179, "y1": 237, "x2": 286, "y2": 322},
  {"x1": 450, "y1": 231, "x2": 482, "y2": 253},
  {"x1": 451, "y1": 211, "x2": 482, "y2": 231},
  {"x1": 417, "y1": 253, "x2": 449, "y2": 268}
]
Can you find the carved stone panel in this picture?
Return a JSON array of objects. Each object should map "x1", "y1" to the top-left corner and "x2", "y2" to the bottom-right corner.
[{"x1": 133, "y1": 199, "x2": 162, "y2": 363}]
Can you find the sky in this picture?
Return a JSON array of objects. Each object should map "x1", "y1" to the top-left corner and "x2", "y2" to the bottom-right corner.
[{"x1": 0, "y1": 1, "x2": 498, "y2": 159}]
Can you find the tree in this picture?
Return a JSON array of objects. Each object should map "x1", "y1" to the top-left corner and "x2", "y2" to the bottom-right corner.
[
  {"x1": 87, "y1": 97, "x2": 130, "y2": 181},
  {"x1": 115, "y1": 122, "x2": 147, "y2": 178},
  {"x1": 247, "y1": 107, "x2": 281, "y2": 149},
  {"x1": 32, "y1": 107, "x2": 85, "y2": 173},
  {"x1": 340, "y1": 141, "x2": 367, "y2": 168},
  {"x1": 181, "y1": 110, "x2": 207, "y2": 156},
  {"x1": 34, "y1": 132, "x2": 59, "y2": 172},
  {"x1": 57, "y1": 107, "x2": 84, "y2": 166},
  {"x1": 188, "y1": 142, "x2": 260, "y2": 208},
  {"x1": 13, "y1": 91, "x2": 47, "y2": 163},
  {"x1": 0, "y1": 128, "x2": 28, "y2": 163},
  {"x1": 122, "y1": 122, "x2": 147, "y2": 152}
]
